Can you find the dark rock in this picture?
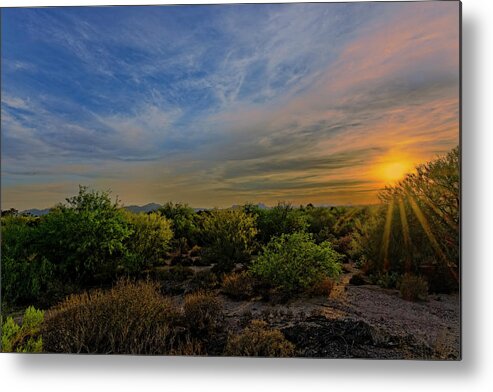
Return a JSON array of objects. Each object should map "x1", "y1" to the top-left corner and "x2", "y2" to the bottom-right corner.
[{"x1": 349, "y1": 273, "x2": 369, "y2": 286}]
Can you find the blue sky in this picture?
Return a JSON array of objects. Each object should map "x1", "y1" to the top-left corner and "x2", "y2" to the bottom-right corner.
[{"x1": 1, "y1": 2, "x2": 460, "y2": 209}]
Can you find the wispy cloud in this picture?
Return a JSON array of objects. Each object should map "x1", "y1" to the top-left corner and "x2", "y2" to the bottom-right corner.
[{"x1": 1, "y1": 2, "x2": 459, "y2": 209}]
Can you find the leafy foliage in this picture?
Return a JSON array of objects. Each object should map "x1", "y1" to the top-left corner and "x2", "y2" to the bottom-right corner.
[
  {"x1": 1, "y1": 306, "x2": 44, "y2": 353},
  {"x1": 158, "y1": 202, "x2": 199, "y2": 252},
  {"x1": 352, "y1": 147, "x2": 460, "y2": 292},
  {"x1": 201, "y1": 209, "x2": 257, "y2": 272},
  {"x1": 34, "y1": 186, "x2": 131, "y2": 284},
  {"x1": 246, "y1": 202, "x2": 308, "y2": 245},
  {"x1": 1, "y1": 216, "x2": 53, "y2": 306},
  {"x1": 250, "y1": 232, "x2": 343, "y2": 294},
  {"x1": 123, "y1": 211, "x2": 173, "y2": 273}
]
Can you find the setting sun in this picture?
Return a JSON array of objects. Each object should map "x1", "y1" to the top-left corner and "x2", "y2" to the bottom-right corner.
[
  {"x1": 381, "y1": 161, "x2": 410, "y2": 183},
  {"x1": 371, "y1": 152, "x2": 415, "y2": 185}
]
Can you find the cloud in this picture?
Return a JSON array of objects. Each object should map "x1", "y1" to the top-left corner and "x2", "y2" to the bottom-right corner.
[{"x1": 1, "y1": 2, "x2": 460, "y2": 209}]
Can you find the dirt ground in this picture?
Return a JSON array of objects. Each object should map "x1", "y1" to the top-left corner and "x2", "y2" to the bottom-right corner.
[{"x1": 220, "y1": 264, "x2": 460, "y2": 359}]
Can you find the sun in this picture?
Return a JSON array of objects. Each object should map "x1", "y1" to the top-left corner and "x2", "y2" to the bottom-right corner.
[
  {"x1": 381, "y1": 161, "x2": 410, "y2": 183},
  {"x1": 371, "y1": 152, "x2": 415, "y2": 185}
]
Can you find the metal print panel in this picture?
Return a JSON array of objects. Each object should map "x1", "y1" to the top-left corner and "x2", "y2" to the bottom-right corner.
[{"x1": 0, "y1": 1, "x2": 461, "y2": 359}]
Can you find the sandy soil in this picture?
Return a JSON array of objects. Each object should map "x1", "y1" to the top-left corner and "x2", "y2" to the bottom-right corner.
[{"x1": 220, "y1": 264, "x2": 460, "y2": 359}]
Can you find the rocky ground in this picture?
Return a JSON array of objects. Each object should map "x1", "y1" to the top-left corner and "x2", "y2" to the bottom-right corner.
[{"x1": 220, "y1": 264, "x2": 461, "y2": 359}]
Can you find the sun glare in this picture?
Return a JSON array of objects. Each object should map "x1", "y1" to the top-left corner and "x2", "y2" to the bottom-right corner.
[
  {"x1": 371, "y1": 152, "x2": 415, "y2": 185},
  {"x1": 381, "y1": 161, "x2": 409, "y2": 183}
]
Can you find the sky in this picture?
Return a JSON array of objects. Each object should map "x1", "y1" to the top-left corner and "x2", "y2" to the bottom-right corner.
[{"x1": 1, "y1": 2, "x2": 460, "y2": 210}]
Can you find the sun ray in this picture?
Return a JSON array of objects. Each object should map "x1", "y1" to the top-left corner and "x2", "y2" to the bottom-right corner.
[
  {"x1": 398, "y1": 197, "x2": 412, "y2": 272},
  {"x1": 334, "y1": 207, "x2": 359, "y2": 232},
  {"x1": 412, "y1": 191, "x2": 459, "y2": 231},
  {"x1": 381, "y1": 200, "x2": 395, "y2": 271},
  {"x1": 407, "y1": 195, "x2": 458, "y2": 282}
]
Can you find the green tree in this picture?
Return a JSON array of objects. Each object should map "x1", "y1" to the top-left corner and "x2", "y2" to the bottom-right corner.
[
  {"x1": 33, "y1": 186, "x2": 132, "y2": 284},
  {"x1": 354, "y1": 147, "x2": 459, "y2": 292},
  {"x1": 158, "y1": 202, "x2": 199, "y2": 253},
  {"x1": 123, "y1": 211, "x2": 173, "y2": 273},
  {"x1": 201, "y1": 209, "x2": 258, "y2": 272},
  {"x1": 248, "y1": 202, "x2": 308, "y2": 244},
  {"x1": 1, "y1": 216, "x2": 52, "y2": 306}
]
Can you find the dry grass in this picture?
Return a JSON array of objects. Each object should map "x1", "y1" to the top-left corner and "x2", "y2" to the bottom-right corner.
[
  {"x1": 225, "y1": 320, "x2": 295, "y2": 357},
  {"x1": 399, "y1": 274, "x2": 429, "y2": 302},
  {"x1": 221, "y1": 271, "x2": 254, "y2": 300},
  {"x1": 306, "y1": 277, "x2": 334, "y2": 297},
  {"x1": 42, "y1": 279, "x2": 188, "y2": 354}
]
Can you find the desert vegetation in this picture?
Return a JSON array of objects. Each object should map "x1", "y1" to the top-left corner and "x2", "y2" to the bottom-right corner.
[{"x1": 1, "y1": 148, "x2": 460, "y2": 358}]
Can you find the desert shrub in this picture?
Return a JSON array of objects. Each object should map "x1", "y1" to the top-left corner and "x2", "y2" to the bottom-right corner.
[
  {"x1": 183, "y1": 291, "x2": 224, "y2": 337},
  {"x1": 201, "y1": 209, "x2": 257, "y2": 272},
  {"x1": 306, "y1": 277, "x2": 334, "y2": 297},
  {"x1": 1, "y1": 216, "x2": 53, "y2": 306},
  {"x1": 33, "y1": 186, "x2": 132, "y2": 284},
  {"x1": 221, "y1": 271, "x2": 254, "y2": 300},
  {"x1": 332, "y1": 234, "x2": 353, "y2": 257},
  {"x1": 250, "y1": 232, "x2": 343, "y2": 295},
  {"x1": 42, "y1": 279, "x2": 183, "y2": 354},
  {"x1": 248, "y1": 202, "x2": 308, "y2": 245},
  {"x1": 189, "y1": 245, "x2": 202, "y2": 257},
  {"x1": 225, "y1": 320, "x2": 295, "y2": 357},
  {"x1": 370, "y1": 271, "x2": 400, "y2": 289},
  {"x1": 123, "y1": 212, "x2": 173, "y2": 272},
  {"x1": 1, "y1": 306, "x2": 44, "y2": 353},
  {"x1": 349, "y1": 273, "x2": 368, "y2": 286},
  {"x1": 158, "y1": 202, "x2": 200, "y2": 252},
  {"x1": 399, "y1": 274, "x2": 429, "y2": 301},
  {"x1": 156, "y1": 265, "x2": 194, "y2": 283},
  {"x1": 186, "y1": 270, "x2": 219, "y2": 293}
]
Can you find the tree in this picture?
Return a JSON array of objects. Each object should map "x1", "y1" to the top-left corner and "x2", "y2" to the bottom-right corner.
[
  {"x1": 1, "y1": 215, "x2": 52, "y2": 306},
  {"x1": 201, "y1": 209, "x2": 258, "y2": 272},
  {"x1": 33, "y1": 186, "x2": 131, "y2": 284},
  {"x1": 158, "y1": 202, "x2": 199, "y2": 253},
  {"x1": 123, "y1": 211, "x2": 173, "y2": 273},
  {"x1": 249, "y1": 202, "x2": 308, "y2": 244},
  {"x1": 355, "y1": 147, "x2": 459, "y2": 292}
]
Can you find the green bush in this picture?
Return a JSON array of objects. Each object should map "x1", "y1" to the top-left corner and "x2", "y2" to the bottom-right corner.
[
  {"x1": 158, "y1": 202, "x2": 199, "y2": 252},
  {"x1": 225, "y1": 320, "x2": 295, "y2": 357},
  {"x1": 399, "y1": 274, "x2": 429, "y2": 301},
  {"x1": 201, "y1": 209, "x2": 257, "y2": 272},
  {"x1": 250, "y1": 232, "x2": 343, "y2": 295},
  {"x1": 247, "y1": 202, "x2": 308, "y2": 245},
  {"x1": 33, "y1": 186, "x2": 132, "y2": 284},
  {"x1": 42, "y1": 279, "x2": 183, "y2": 354},
  {"x1": 1, "y1": 216, "x2": 53, "y2": 306},
  {"x1": 123, "y1": 211, "x2": 173, "y2": 272},
  {"x1": 1, "y1": 306, "x2": 44, "y2": 353}
]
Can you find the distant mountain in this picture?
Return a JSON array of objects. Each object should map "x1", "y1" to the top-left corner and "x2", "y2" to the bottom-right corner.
[
  {"x1": 231, "y1": 202, "x2": 270, "y2": 210},
  {"x1": 21, "y1": 208, "x2": 51, "y2": 216},
  {"x1": 19, "y1": 202, "x2": 270, "y2": 217},
  {"x1": 123, "y1": 203, "x2": 162, "y2": 214}
]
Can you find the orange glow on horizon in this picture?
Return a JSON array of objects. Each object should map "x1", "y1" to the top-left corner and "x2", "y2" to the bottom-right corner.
[{"x1": 371, "y1": 151, "x2": 416, "y2": 186}]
